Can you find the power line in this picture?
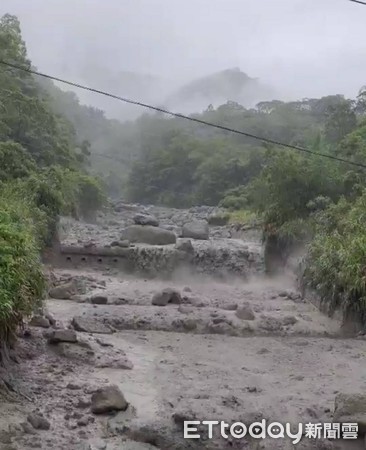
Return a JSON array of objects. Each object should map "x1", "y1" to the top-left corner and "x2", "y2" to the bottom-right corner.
[
  {"x1": 349, "y1": 0, "x2": 366, "y2": 5},
  {"x1": 1, "y1": 59, "x2": 366, "y2": 170}
]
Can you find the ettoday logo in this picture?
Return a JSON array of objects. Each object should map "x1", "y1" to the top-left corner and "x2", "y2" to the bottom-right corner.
[{"x1": 183, "y1": 420, "x2": 358, "y2": 444}]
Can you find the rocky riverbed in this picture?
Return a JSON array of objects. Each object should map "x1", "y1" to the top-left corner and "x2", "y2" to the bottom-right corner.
[{"x1": 1, "y1": 203, "x2": 366, "y2": 449}]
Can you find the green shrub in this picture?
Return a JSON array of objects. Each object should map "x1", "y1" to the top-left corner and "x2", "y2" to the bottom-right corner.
[
  {"x1": 219, "y1": 185, "x2": 249, "y2": 211},
  {"x1": 304, "y1": 193, "x2": 366, "y2": 325},
  {"x1": 228, "y1": 209, "x2": 259, "y2": 226},
  {"x1": 11, "y1": 168, "x2": 107, "y2": 247},
  {"x1": 207, "y1": 213, "x2": 230, "y2": 226},
  {"x1": 0, "y1": 188, "x2": 45, "y2": 354},
  {"x1": 73, "y1": 174, "x2": 107, "y2": 221}
]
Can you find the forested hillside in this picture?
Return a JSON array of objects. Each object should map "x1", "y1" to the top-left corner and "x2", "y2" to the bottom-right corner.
[
  {"x1": 0, "y1": 14, "x2": 106, "y2": 358},
  {"x1": 37, "y1": 69, "x2": 273, "y2": 198},
  {"x1": 123, "y1": 95, "x2": 357, "y2": 207}
]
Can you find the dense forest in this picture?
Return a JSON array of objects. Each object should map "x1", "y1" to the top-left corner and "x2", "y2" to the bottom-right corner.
[
  {"x1": 0, "y1": 14, "x2": 106, "y2": 357},
  {"x1": 2, "y1": 10, "x2": 366, "y2": 357}
]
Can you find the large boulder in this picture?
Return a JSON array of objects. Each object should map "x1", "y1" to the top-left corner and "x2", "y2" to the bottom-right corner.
[
  {"x1": 133, "y1": 213, "x2": 159, "y2": 227},
  {"x1": 152, "y1": 288, "x2": 182, "y2": 306},
  {"x1": 90, "y1": 295, "x2": 108, "y2": 305},
  {"x1": 333, "y1": 393, "x2": 366, "y2": 433},
  {"x1": 91, "y1": 385, "x2": 129, "y2": 414},
  {"x1": 48, "y1": 329, "x2": 78, "y2": 344},
  {"x1": 29, "y1": 315, "x2": 50, "y2": 328},
  {"x1": 122, "y1": 225, "x2": 176, "y2": 245},
  {"x1": 235, "y1": 303, "x2": 256, "y2": 321},
  {"x1": 49, "y1": 281, "x2": 78, "y2": 300},
  {"x1": 72, "y1": 316, "x2": 114, "y2": 334},
  {"x1": 182, "y1": 220, "x2": 209, "y2": 240}
]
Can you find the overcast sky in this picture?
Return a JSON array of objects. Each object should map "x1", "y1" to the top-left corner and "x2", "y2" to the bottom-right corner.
[{"x1": 1, "y1": 0, "x2": 365, "y2": 106}]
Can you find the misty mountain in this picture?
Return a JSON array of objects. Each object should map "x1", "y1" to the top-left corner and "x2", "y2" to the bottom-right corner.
[
  {"x1": 68, "y1": 65, "x2": 174, "y2": 121},
  {"x1": 68, "y1": 67, "x2": 274, "y2": 120},
  {"x1": 163, "y1": 68, "x2": 274, "y2": 114}
]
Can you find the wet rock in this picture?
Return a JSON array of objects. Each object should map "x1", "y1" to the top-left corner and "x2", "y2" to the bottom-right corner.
[
  {"x1": 175, "y1": 238, "x2": 194, "y2": 254},
  {"x1": 333, "y1": 393, "x2": 366, "y2": 432},
  {"x1": 96, "y1": 338, "x2": 113, "y2": 347},
  {"x1": 121, "y1": 419, "x2": 176, "y2": 449},
  {"x1": 110, "y1": 240, "x2": 130, "y2": 248},
  {"x1": 0, "y1": 430, "x2": 12, "y2": 444},
  {"x1": 55, "y1": 341, "x2": 95, "y2": 362},
  {"x1": 152, "y1": 288, "x2": 182, "y2": 306},
  {"x1": 27, "y1": 413, "x2": 50, "y2": 430},
  {"x1": 187, "y1": 297, "x2": 206, "y2": 308},
  {"x1": 182, "y1": 220, "x2": 209, "y2": 240},
  {"x1": 95, "y1": 354, "x2": 133, "y2": 370},
  {"x1": 67, "y1": 382, "x2": 82, "y2": 390},
  {"x1": 212, "y1": 317, "x2": 226, "y2": 324},
  {"x1": 91, "y1": 385, "x2": 129, "y2": 414},
  {"x1": 172, "y1": 410, "x2": 197, "y2": 426},
  {"x1": 282, "y1": 315, "x2": 298, "y2": 326},
  {"x1": 75, "y1": 398, "x2": 92, "y2": 410},
  {"x1": 48, "y1": 329, "x2": 78, "y2": 344},
  {"x1": 122, "y1": 225, "x2": 176, "y2": 245},
  {"x1": 84, "y1": 241, "x2": 96, "y2": 249},
  {"x1": 77, "y1": 417, "x2": 90, "y2": 427},
  {"x1": 178, "y1": 305, "x2": 194, "y2": 314},
  {"x1": 89, "y1": 439, "x2": 107, "y2": 450},
  {"x1": 90, "y1": 295, "x2": 108, "y2": 305},
  {"x1": 292, "y1": 339, "x2": 309, "y2": 347},
  {"x1": 279, "y1": 289, "x2": 301, "y2": 301},
  {"x1": 235, "y1": 304, "x2": 256, "y2": 321},
  {"x1": 70, "y1": 295, "x2": 87, "y2": 303},
  {"x1": 20, "y1": 422, "x2": 37, "y2": 435},
  {"x1": 182, "y1": 319, "x2": 198, "y2": 331},
  {"x1": 257, "y1": 348, "x2": 270, "y2": 354},
  {"x1": 29, "y1": 315, "x2": 50, "y2": 328},
  {"x1": 114, "y1": 202, "x2": 140, "y2": 212},
  {"x1": 8, "y1": 423, "x2": 24, "y2": 437},
  {"x1": 222, "y1": 303, "x2": 238, "y2": 311},
  {"x1": 72, "y1": 316, "x2": 113, "y2": 334},
  {"x1": 259, "y1": 316, "x2": 283, "y2": 332},
  {"x1": 183, "y1": 286, "x2": 192, "y2": 293},
  {"x1": 49, "y1": 280, "x2": 79, "y2": 300},
  {"x1": 45, "y1": 311, "x2": 56, "y2": 326},
  {"x1": 133, "y1": 213, "x2": 159, "y2": 227}
]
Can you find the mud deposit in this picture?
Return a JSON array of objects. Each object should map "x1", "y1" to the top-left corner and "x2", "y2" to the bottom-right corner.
[{"x1": 1, "y1": 203, "x2": 366, "y2": 449}]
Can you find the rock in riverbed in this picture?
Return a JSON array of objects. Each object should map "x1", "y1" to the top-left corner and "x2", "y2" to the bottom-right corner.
[
  {"x1": 122, "y1": 225, "x2": 176, "y2": 245},
  {"x1": 175, "y1": 238, "x2": 194, "y2": 254},
  {"x1": 72, "y1": 316, "x2": 114, "y2": 334},
  {"x1": 90, "y1": 295, "x2": 108, "y2": 305},
  {"x1": 48, "y1": 329, "x2": 78, "y2": 344},
  {"x1": 91, "y1": 385, "x2": 129, "y2": 414},
  {"x1": 27, "y1": 413, "x2": 50, "y2": 430},
  {"x1": 182, "y1": 220, "x2": 209, "y2": 240},
  {"x1": 235, "y1": 304, "x2": 256, "y2": 321},
  {"x1": 133, "y1": 213, "x2": 159, "y2": 227},
  {"x1": 152, "y1": 288, "x2": 182, "y2": 306}
]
